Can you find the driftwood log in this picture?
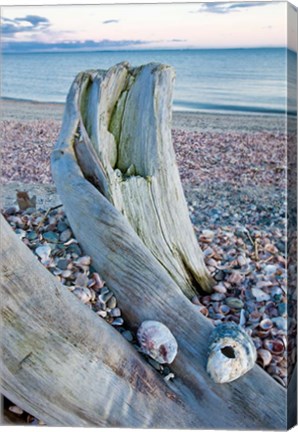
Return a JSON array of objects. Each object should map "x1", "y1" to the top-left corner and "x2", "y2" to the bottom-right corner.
[{"x1": 1, "y1": 62, "x2": 287, "y2": 428}]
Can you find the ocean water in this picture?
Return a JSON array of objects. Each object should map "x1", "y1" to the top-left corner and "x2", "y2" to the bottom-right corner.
[{"x1": 1, "y1": 48, "x2": 295, "y2": 115}]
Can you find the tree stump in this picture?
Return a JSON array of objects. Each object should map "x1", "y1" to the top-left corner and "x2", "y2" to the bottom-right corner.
[{"x1": 1, "y1": 62, "x2": 287, "y2": 429}]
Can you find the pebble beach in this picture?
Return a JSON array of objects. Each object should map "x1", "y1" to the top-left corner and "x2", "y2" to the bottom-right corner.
[{"x1": 1, "y1": 99, "x2": 295, "y2": 424}]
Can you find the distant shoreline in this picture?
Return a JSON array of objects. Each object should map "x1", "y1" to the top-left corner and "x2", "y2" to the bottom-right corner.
[
  {"x1": 0, "y1": 97, "x2": 287, "y2": 132},
  {"x1": 1, "y1": 95, "x2": 290, "y2": 117}
]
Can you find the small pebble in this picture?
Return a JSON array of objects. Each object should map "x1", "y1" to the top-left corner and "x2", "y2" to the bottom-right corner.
[
  {"x1": 211, "y1": 292, "x2": 225, "y2": 302},
  {"x1": 99, "y1": 291, "x2": 113, "y2": 304},
  {"x1": 112, "y1": 317, "x2": 124, "y2": 326},
  {"x1": 73, "y1": 287, "x2": 91, "y2": 304},
  {"x1": 213, "y1": 283, "x2": 227, "y2": 294},
  {"x1": 43, "y1": 231, "x2": 59, "y2": 243},
  {"x1": 272, "y1": 317, "x2": 287, "y2": 331},
  {"x1": 26, "y1": 230, "x2": 38, "y2": 241},
  {"x1": 75, "y1": 273, "x2": 89, "y2": 287},
  {"x1": 60, "y1": 228, "x2": 72, "y2": 243},
  {"x1": 57, "y1": 259, "x2": 69, "y2": 270},
  {"x1": 61, "y1": 269, "x2": 72, "y2": 279},
  {"x1": 122, "y1": 330, "x2": 133, "y2": 342},
  {"x1": 97, "y1": 310, "x2": 107, "y2": 318},
  {"x1": 8, "y1": 406, "x2": 23, "y2": 415},
  {"x1": 164, "y1": 372, "x2": 175, "y2": 382},
  {"x1": 57, "y1": 221, "x2": 69, "y2": 232},
  {"x1": 107, "y1": 296, "x2": 117, "y2": 309},
  {"x1": 110, "y1": 307, "x2": 121, "y2": 317},
  {"x1": 76, "y1": 256, "x2": 91, "y2": 266}
]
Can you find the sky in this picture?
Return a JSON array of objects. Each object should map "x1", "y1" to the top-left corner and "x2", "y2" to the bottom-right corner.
[{"x1": 1, "y1": 1, "x2": 296, "y2": 52}]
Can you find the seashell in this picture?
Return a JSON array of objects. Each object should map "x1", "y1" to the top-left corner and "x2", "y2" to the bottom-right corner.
[
  {"x1": 9, "y1": 405, "x2": 23, "y2": 415},
  {"x1": 191, "y1": 295, "x2": 201, "y2": 305},
  {"x1": 259, "y1": 318, "x2": 273, "y2": 330},
  {"x1": 207, "y1": 322, "x2": 256, "y2": 384},
  {"x1": 122, "y1": 330, "x2": 133, "y2": 342},
  {"x1": 112, "y1": 317, "x2": 124, "y2": 326},
  {"x1": 264, "y1": 264, "x2": 277, "y2": 275},
  {"x1": 264, "y1": 339, "x2": 284, "y2": 355},
  {"x1": 137, "y1": 320, "x2": 178, "y2": 364},
  {"x1": 164, "y1": 372, "x2": 175, "y2": 382},
  {"x1": 237, "y1": 255, "x2": 247, "y2": 267},
  {"x1": 251, "y1": 288, "x2": 270, "y2": 302},
  {"x1": 213, "y1": 283, "x2": 227, "y2": 294},
  {"x1": 75, "y1": 272, "x2": 89, "y2": 287},
  {"x1": 97, "y1": 310, "x2": 107, "y2": 318},
  {"x1": 61, "y1": 269, "x2": 72, "y2": 279},
  {"x1": 211, "y1": 292, "x2": 225, "y2": 302},
  {"x1": 219, "y1": 304, "x2": 230, "y2": 315},
  {"x1": 257, "y1": 349, "x2": 272, "y2": 367},
  {"x1": 99, "y1": 291, "x2": 113, "y2": 304},
  {"x1": 225, "y1": 297, "x2": 244, "y2": 310},
  {"x1": 252, "y1": 337, "x2": 263, "y2": 350},
  {"x1": 60, "y1": 228, "x2": 72, "y2": 243},
  {"x1": 110, "y1": 307, "x2": 121, "y2": 317},
  {"x1": 199, "y1": 229, "x2": 215, "y2": 243},
  {"x1": 272, "y1": 375, "x2": 286, "y2": 386},
  {"x1": 239, "y1": 309, "x2": 246, "y2": 327},
  {"x1": 227, "y1": 271, "x2": 243, "y2": 285},
  {"x1": 35, "y1": 244, "x2": 51, "y2": 263},
  {"x1": 194, "y1": 305, "x2": 209, "y2": 316},
  {"x1": 264, "y1": 243, "x2": 278, "y2": 255},
  {"x1": 76, "y1": 256, "x2": 91, "y2": 266},
  {"x1": 248, "y1": 310, "x2": 262, "y2": 324},
  {"x1": 73, "y1": 287, "x2": 92, "y2": 304},
  {"x1": 272, "y1": 317, "x2": 287, "y2": 332}
]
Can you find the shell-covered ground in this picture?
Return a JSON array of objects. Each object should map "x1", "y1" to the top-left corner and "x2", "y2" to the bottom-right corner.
[{"x1": 1, "y1": 115, "x2": 296, "y2": 425}]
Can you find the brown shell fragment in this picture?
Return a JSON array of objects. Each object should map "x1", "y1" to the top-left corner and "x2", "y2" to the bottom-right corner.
[{"x1": 257, "y1": 349, "x2": 272, "y2": 367}]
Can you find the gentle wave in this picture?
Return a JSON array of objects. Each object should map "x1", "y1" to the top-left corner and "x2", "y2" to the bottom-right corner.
[{"x1": 174, "y1": 100, "x2": 297, "y2": 116}]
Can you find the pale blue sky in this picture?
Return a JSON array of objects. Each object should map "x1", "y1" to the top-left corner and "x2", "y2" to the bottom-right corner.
[{"x1": 1, "y1": 2, "x2": 293, "y2": 52}]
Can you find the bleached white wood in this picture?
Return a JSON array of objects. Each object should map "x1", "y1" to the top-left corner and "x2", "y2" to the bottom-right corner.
[
  {"x1": 0, "y1": 216, "x2": 203, "y2": 427},
  {"x1": 49, "y1": 63, "x2": 286, "y2": 429}
]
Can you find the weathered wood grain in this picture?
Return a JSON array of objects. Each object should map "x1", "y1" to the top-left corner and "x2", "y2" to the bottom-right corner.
[
  {"x1": 50, "y1": 63, "x2": 286, "y2": 429},
  {"x1": 72, "y1": 63, "x2": 214, "y2": 296},
  {"x1": 0, "y1": 215, "x2": 204, "y2": 427}
]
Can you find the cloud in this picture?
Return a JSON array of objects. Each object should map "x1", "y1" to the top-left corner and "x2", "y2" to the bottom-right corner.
[
  {"x1": 102, "y1": 19, "x2": 119, "y2": 24},
  {"x1": 169, "y1": 38, "x2": 187, "y2": 42},
  {"x1": 1, "y1": 15, "x2": 50, "y2": 36},
  {"x1": 16, "y1": 15, "x2": 49, "y2": 25},
  {"x1": 190, "y1": 2, "x2": 270, "y2": 14},
  {"x1": 2, "y1": 38, "x2": 151, "y2": 53}
]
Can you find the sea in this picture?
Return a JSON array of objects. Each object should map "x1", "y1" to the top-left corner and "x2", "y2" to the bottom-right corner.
[{"x1": 1, "y1": 48, "x2": 297, "y2": 116}]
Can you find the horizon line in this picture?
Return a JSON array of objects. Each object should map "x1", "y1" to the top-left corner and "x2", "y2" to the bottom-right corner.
[{"x1": 2, "y1": 46, "x2": 291, "y2": 54}]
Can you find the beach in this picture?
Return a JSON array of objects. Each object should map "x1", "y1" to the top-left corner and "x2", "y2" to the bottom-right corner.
[{"x1": 1, "y1": 97, "x2": 291, "y2": 407}]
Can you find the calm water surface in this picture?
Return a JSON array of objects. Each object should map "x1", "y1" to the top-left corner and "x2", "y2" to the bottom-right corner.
[{"x1": 2, "y1": 48, "x2": 295, "y2": 115}]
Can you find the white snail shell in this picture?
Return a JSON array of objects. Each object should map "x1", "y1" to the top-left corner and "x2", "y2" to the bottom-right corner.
[
  {"x1": 207, "y1": 322, "x2": 256, "y2": 384},
  {"x1": 137, "y1": 320, "x2": 178, "y2": 364}
]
